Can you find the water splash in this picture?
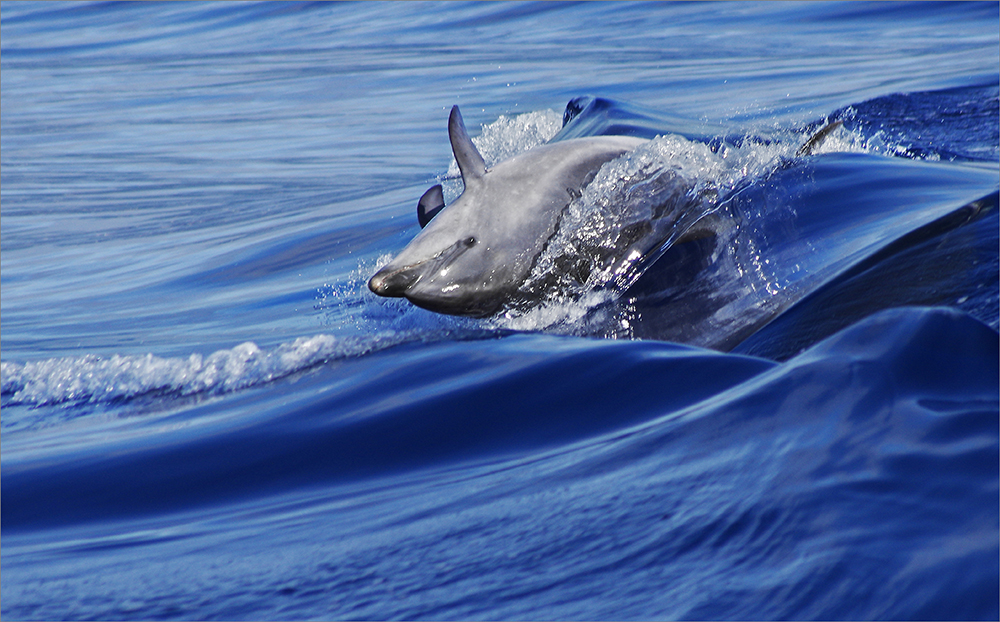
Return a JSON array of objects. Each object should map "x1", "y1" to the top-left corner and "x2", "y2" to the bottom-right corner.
[
  {"x1": 491, "y1": 129, "x2": 801, "y2": 333},
  {"x1": 476, "y1": 107, "x2": 966, "y2": 336},
  {"x1": 315, "y1": 252, "x2": 485, "y2": 339}
]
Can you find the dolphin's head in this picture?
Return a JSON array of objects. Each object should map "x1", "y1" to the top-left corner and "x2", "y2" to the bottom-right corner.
[
  {"x1": 368, "y1": 188, "x2": 521, "y2": 317},
  {"x1": 369, "y1": 105, "x2": 527, "y2": 317},
  {"x1": 368, "y1": 105, "x2": 645, "y2": 317},
  {"x1": 367, "y1": 236, "x2": 510, "y2": 317}
]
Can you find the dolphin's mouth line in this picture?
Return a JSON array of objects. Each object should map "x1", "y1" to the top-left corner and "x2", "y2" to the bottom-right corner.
[
  {"x1": 409, "y1": 237, "x2": 476, "y2": 288},
  {"x1": 368, "y1": 237, "x2": 475, "y2": 298}
]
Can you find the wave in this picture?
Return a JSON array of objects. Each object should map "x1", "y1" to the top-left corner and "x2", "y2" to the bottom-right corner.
[
  {"x1": 7, "y1": 88, "x2": 997, "y2": 411},
  {"x1": 3, "y1": 307, "x2": 996, "y2": 571}
]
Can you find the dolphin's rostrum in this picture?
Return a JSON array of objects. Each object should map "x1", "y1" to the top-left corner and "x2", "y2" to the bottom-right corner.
[{"x1": 368, "y1": 105, "x2": 646, "y2": 317}]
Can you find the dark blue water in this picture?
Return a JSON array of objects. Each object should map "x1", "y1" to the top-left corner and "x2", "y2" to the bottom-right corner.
[{"x1": 2, "y1": 2, "x2": 998, "y2": 620}]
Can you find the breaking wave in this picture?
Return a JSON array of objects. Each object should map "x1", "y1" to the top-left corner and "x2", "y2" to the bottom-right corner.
[{"x1": 1, "y1": 335, "x2": 350, "y2": 408}]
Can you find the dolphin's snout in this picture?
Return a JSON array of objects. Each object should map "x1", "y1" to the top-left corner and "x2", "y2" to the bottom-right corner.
[
  {"x1": 370, "y1": 238, "x2": 476, "y2": 300},
  {"x1": 368, "y1": 267, "x2": 419, "y2": 297}
]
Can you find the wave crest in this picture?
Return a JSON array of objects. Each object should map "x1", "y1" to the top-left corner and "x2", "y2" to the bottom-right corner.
[{"x1": 0, "y1": 334, "x2": 358, "y2": 407}]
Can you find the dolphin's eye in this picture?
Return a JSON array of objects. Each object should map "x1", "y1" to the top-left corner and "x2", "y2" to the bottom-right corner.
[{"x1": 464, "y1": 236, "x2": 477, "y2": 247}]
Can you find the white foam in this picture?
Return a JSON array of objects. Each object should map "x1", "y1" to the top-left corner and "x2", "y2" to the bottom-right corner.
[
  {"x1": 3, "y1": 251, "x2": 490, "y2": 409},
  {"x1": 0, "y1": 334, "x2": 367, "y2": 407}
]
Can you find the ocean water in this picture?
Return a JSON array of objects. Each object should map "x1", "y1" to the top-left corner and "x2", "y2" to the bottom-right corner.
[{"x1": 2, "y1": 2, "x2": 998, "y2": 620}]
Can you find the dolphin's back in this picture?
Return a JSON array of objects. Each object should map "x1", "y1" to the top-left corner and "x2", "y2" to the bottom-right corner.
[
  {"x1": 465, "y1": 136, "x2": 649, "y2": 274},
  {"x1": 478, "y1": 135, "x2": 648, "y2": 237},
  {"x1": 498, "y1": 136, "x2": 647, "y2": 190}
]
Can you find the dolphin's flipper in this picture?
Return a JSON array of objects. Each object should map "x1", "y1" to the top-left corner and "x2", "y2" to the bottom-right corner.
[
  {"x1": 417, "y1": 184, "x2": 446, "y2": 228},
  {"x1": 449, "y1": 106, "x2": 487, "y2": 184},
  {"x1": 797, "y1": 119, "x2": 843, "y2": 156}
]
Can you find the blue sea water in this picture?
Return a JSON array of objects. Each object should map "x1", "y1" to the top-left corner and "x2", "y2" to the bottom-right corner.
[{"x1": 2, "y1": 1, "x2": 998, "y2": 620}]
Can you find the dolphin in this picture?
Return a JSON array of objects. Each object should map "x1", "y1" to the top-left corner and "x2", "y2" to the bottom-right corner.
[
  {"x1": 368, "y1": 106, "x2": 647, "y2": 316},
  {"x1": 368, "y1": 106, "x2": 843, "y2": 317}
]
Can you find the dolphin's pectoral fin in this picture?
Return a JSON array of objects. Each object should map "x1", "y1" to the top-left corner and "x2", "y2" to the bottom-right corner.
[
  {"x1": 417, "y1": 184, "x2": 445, "y2": 228},
  {"x1": 449, "y1": 106, "x2": 487, "y2": 184}
]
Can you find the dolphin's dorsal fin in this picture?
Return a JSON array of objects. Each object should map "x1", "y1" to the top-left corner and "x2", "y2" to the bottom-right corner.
[
  {"x1": 797, "y1": 119, "x2": 843, "y2": 156},
  {"x1": 417, "y1": 184, "x2": 445, "y2": 228},
  {"x1": 449, "y1": 106, "x2": 487, "y2": 183}
]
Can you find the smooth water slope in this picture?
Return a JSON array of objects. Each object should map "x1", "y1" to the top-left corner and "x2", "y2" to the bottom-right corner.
[{"x1": 2, "y1": 2, "x2": 998, "y2": 620}]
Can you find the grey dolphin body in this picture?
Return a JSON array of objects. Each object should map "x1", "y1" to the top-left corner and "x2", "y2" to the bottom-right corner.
[
  {"x1": 368, "y1": 106, "x2": 842, "y2": 317},
  {"x1": 369, "y1": 106, "x2": 647, "y2": 316}
]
